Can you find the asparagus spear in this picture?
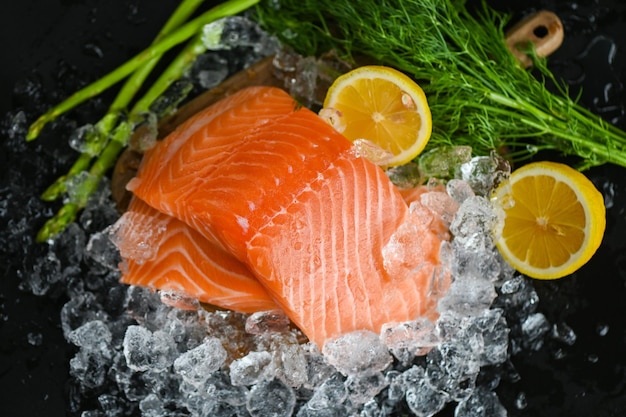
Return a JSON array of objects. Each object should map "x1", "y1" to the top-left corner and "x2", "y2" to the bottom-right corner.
[{"x1": 33, "y1": 0, "x2": 260, "y2": 242}]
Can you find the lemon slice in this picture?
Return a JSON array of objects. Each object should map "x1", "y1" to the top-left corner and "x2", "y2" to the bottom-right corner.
[
  {"x1": 492, "y1": 161, "x2": 606, "y2": 279},
  {"x1": 321, "y1": 65, "x2": 432, "y2": 166}
]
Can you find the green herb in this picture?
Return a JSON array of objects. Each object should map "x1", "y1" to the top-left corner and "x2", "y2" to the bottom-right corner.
[
  {"x1": 29, "y1": 0, "x2": 260, "y2": 242},
  {"x1": 255, "y1": 0, "x2": 626, "y2": 168}
]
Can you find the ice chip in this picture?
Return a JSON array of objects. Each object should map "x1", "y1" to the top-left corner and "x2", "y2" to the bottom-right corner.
[
  {"x1": 86, "y1": 228, "x2": 122, "y2": 271},
  {"x1": 521, "y1": 313, "x2": 550, "y2": 350},
  {"x1": 446, "y1": 179, "x2": 475, "y2": 204},
  {"x1": 322, "y1": 330, "x2": 393, "y2": 376},
  {"x1": 403, "y1": 365, "x2": 448, "y2": 417},
  {"x1": 27, "y1": 332, "x2": 43, "y2": 346},
  {"x1": 246, "y1": 378, "x2": 296, "y2": 417},
  {"x1": 68, "y1": 320, "x2": 112, "y2": 348},
  {"x1": 22, "y1": 247, "x2": 62, "y2": 296},
  {"x1": 514, "y1": 391, "x2": 528, "y2": 410},
  {"x1": 345, "y1": 372, "x2": 388, "y2": 405},
  {"x1": 128, "y1": 112, "x2": 158, "y2": 152},
  {"x1": 69, "y1": 124, "x2": 105, "y2": 156},
  {"x1": 460, "y1": 152, "x2": 510, "y2": 196},
  {"x1": 307, "y1": 373, "x2": 347, "y2": 410},
  {"x1": 230, "y1": 351, "x2": 273, "y2": 386},
  {"x1": 551, "y1": 322, "x2": 577, "y2": 346},
  {"x1": 350, "y1": 138, "x2": 395, "y2": 166},
  {"x1": 110, "y1": 211, "x2": 168, "y2": 264},
  {"x1": 272, "y1": 342, "x2": 309, "y2": 387},
  {"x1": 449, "y1": 196, "x2": 498, "y2": 251},
  {"x1": 304, "y1": 348, "x2": 337, "y2": 390},
  {"x1": 66, "y1": 171, "x2": 100, "y2": 207},
  {"x1": 60, "y1": 292, "x2": 109, "y2": 338},
  {"x1": 454, "y1": 386, "x2": 507, "y2": 417},
  {"x1": 386, "y1": 162, "x2": 423, "y2": 189},
  {"x1": 69, "y1": 346, "x2": 113, "y2": 390},
  {"x1": 159, "y1": 290, "x2": 200, "y2": 311},
  {"x1": 123, "y1": 325, "x2": 176, "y2": 371},
  {"x1": 418, "y1": 146, "x2": 473, "y2": 179},
  {"x1": 6, "y1": 110, "x2": 28, "y2": 140},
  {"x1": 174, "y1": 337, "x2": 227, "y2": 386},
  {"x1": 245, "y1": 309, "x2": 291, "y2": 335},
  {"x1": 203, "y1": 16, "x2": 279, "y2": 56},
  {"x1": 149, "y1": 79, "x2": 194, "y2": 118},
  {"x1": 420, "y1": 190, "x2": 460, "y2": 228},
  {"x1": 425, "y1": 342, "x2": 478, "y2": 400},
  {"x1": 437, "y1": 276, "x2": 497, "y2": 317},
  {"x1": 380, "y1": 318, "x2": 439, "y2": 359},
  {"x1": 138, "y1": 393, "x2": 166, "y2": 417}
]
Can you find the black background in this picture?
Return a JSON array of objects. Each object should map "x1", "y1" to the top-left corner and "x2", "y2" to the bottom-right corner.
[{"x1": 1, "y1": 1, "x2": 626, "y2": 416}]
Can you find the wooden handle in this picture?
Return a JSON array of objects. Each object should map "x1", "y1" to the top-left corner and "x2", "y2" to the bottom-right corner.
[{"x1": 505, "y1": 10, "x2": 564, "y2": 68}]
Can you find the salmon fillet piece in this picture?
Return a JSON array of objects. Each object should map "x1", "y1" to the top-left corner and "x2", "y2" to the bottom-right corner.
[
  {"x1": 122, "y1": 86, "x2": 450, "y2": 348},
  {"x1": 115, "y1": 197, "x2": 279, "y2": 314}
]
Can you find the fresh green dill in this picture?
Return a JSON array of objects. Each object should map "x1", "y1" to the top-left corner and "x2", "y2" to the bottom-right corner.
[{"x1": 255, "y1": 0, "x2": 626, "y2": 169}]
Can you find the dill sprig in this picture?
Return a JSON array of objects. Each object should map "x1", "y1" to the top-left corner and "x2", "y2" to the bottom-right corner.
[{"x1": 255, "y1": 0, "x2": 626, "y2": 169}]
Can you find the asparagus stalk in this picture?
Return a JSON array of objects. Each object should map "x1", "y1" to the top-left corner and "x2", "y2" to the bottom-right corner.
[
  {"x1": 26, "y1": 0, "x2": 260, "y2": 142},
  {"x1": 40, "y1": 0, "x2": 206, "y2": 202},
  {"x1": 34, "y1": 0, "x2": 260, "y2": 242}
]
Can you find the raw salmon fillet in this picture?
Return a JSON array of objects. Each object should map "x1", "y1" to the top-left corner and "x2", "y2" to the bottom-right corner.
[
  {"x1": 122, "y1": 86, "x2": 450, "y2": 348},
  {"x1": 114, "y1": 197, "x2": 279, "y2": 313}
]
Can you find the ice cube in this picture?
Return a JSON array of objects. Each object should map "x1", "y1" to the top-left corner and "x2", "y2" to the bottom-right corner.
[
  {"x1": 230, "y1": 351, "x2": 273, "y2": 386},
  {"x1": 386, "y1": 162, "x2": 423, "y2": 189},
  {"x1": 69, "y1": 347, "x2": 113, "y2": 390},
  {"x1": 138, "y1": 393, "x2": 165, "y2": 417},
  {"x1": 97, "y1": 394, "x2": 128, "y2": 417},
  {"x1": 246, "y1": 378, "x2": 296, "y2": 417},
  {"x1": 345, "y1": 372, "x2": 388, "y2": 405},
  {"x1": 550, "y1": 322, "x2": 577, "y2": 346},
  {"x1": 109, "y1": 211, "x2": 168, "y2": 265},
  {"x1": 521, "y1": 312, "x2": 550, "y2": 350},
  {"x1": 66, "y1": 171, "x2": 100, "y2": 207},
  {"x1": 122, "y1": 325, "x2": 176, "y2": 372},
  {"x1": 446, "y1": 179, "x2": 475, "y2": 204},
  {"x1": 21, "y1": 247, "x2": 62, "y2": 296},
  {"x1": 68, "y1": 320, "x2": 112, "y2": 348},
  {"x1": 459, "y1": 153, "x2": 510, "y2": 196},
  {"x1": 68, "y1": 124, "x2": 105, "y2": 156},
  {"x1": 205, "y1": 372, "x2": 249, "y2": 407},
  {"x1": 350, "y1": 139, "x2": 395, "y2": 166},
  {"x1": 60, "y1": 292, "x2": 109, "y2": 338},
  {"x1": 418, "y1": 146, "x2": 473, "y2": 179},
  {"x1": 272, "y1": 342, "x2": 309, "y2": 387},
  {"x1": 245, "y1": 309, "x2": 291, "y2": 335},
  {"x1": 303, "y1": 347, "x2": 337, "y2": 390},
  {"x1": 380, "y1": 318, "x2": 439, "y2": 360},
  {"x1": 449, "y1": 196, "x2": 498, "y2": 251},
  {"x1": 454, "y1": 386, "x2": 507, "y2": 417},
  {"x1": 173, "y1": 337, "x2": 227, "y2": 386},
  {"x1": 420, "y1": 190, "x2": 460, "y2": 228},
  {"x1": 437, "y1": 276, "x2": 497, "y2": 317},
  {"x1": 425, "y1": 342, "x2": 478, "y2": 401},
  {"x1": 322, "y1": 330, "x2": 393, "y2": 376},
  {"x1": 306, "y1": 373, "x2": 347, "y2": 410},
  {"x1": 203, "y1": 16, "x2": 279, "y2": 56},
  {"x1": 85, "y1": 228, "x2": 122, "y2": 272},
  {"x1": 402, "y1": 365, "x2": 447, "y2": 417}
]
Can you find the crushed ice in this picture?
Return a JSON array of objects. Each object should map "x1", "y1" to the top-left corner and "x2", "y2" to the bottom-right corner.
[
  {"x1": 6, "y1": 139, "x2": 570, "y2": 416},
  {"x1": 3, "y1": 13, "x2": 572, "y2": 413}
]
